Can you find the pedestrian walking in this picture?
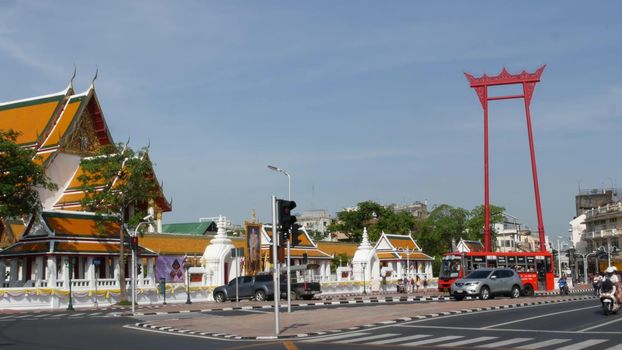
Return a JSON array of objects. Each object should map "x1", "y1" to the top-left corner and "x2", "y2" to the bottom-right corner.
[
  {"x1": 415, "y1": 276, "x2": 421, "y2": 293},
  {"x1": 593, "y1": 273, "x2": 602, "y2": 296},
  {"x1": 423, "y1": 276, "x2": 428, "y2": 294}
]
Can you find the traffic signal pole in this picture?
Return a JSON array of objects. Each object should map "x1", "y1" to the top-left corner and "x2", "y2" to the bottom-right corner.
[{"x1": 272, "y1": 196, "x2": 280, "y2": 336}]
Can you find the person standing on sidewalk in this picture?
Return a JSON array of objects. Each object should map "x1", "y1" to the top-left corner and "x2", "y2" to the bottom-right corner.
[{"x1": 422, "y1": 276, "x2": 428, "y2": 295}]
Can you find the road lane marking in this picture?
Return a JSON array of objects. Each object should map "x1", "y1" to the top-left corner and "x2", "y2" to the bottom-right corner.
[
  {"x1": 367, "y1": 334, "x2": 432, "y2": 345},
  {"x1": 334, "y1": 333, "x2": 400, "y2": 344},
  {"x1": 282, "y1": 341, "x2": 299, "y2": 350},
  {"x1": 482, "y1": 305, "x2": 597, "y2": 329},
  {"x1": 578, "y1": 315, "x2": 622, "y2": 332},
  {"x1": 436, "y1": 336, "x2": 497, "y2": 347},
  {"x1": 476, "y1": 337, "x2": 533, "y2": 348},
  {"x1": 405, "y1": 335, "x2": 463, "y2": 346},
  {"x1": 520, "y1": 338, "x2": 571, "y2": 349},
  {"x1": 303, "y1": 332, "x2": 370, "y2": 342},
  {"x1": 557, "y1": 339, "x2": 608, "y2": 350}
]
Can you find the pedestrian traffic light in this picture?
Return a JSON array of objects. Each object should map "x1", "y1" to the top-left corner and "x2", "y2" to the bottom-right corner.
[
  {"x1": 137, "y1": 264, "x2": 142, "y2": 275},
  {"x1": 130, "y1": 236, "x2": 139, "y2": 251},
  {"x1": 276, "y1": 199, "x2": 297, "y2": 245}
]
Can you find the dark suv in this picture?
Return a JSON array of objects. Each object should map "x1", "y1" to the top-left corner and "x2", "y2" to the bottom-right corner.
[{"x1": 451, "y1": 268, "x2": 522, "y2": 301}]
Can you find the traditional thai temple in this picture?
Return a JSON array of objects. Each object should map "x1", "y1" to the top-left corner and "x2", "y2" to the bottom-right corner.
[{"x1": 0, "y1": 77, "x2": 171, "y2": 308}]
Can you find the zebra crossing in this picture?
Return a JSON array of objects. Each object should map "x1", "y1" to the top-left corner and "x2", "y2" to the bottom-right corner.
[
  {"x1": 0, "y1": 311, "x2": 114, "y2": 321},
  {"x1": 303, "y1": 331, "x2": 617, "y2": 349}
]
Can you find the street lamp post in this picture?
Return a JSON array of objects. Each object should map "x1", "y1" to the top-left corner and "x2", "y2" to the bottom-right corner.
[
  {"x1": 132, "y1": 215, "x2": 153, "y2": 313},
  {"x1": 185, "y1": 258, "x2": 192, "y2": 304},
  {"x1": 556, "y1": 237, "x2": 568, "y2": 278},
  {"x1": 66, "y1": 257, "x2": 75, "y2": 311},
  {"x1": 267, "y1": 164, "x2": 293, "y2": 313}
]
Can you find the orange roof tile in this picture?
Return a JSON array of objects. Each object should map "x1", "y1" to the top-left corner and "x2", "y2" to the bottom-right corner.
[
  {"x1": 396, "y1": 251, "x2": 433, "y2": 260},
  {"x1": 41, "y1": 97, "x2": 84, "y2": 149},
  {"x1": 0, "y1": 94, "x2": 66, "y2": 146},
  {"x1": 377, "y1": 252, "x2": 399, "y2": 260},
  {"x1": 0, "y1": 242, "x2": 50, "y2": 255},
  {"x1": 316, "y1": 241, "x2": 358, "y2": 257},
  {"x1": 140, "y1": 234, "x2": 247, "y2": 255},
  {"x1": 44, "y1": 213, "x2": 120, "y2": 239}
]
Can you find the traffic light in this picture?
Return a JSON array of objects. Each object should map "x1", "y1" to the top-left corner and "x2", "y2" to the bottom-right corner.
[
  {"x1": 276, "y1": 199, "x2": 297, "y2": 245},
  {"x1": 130, "y1": 236, "x2": 139, "y2": 251},
  {"x1": 137, "y1": 264, "x2": 142, "y2": 275},
  {"x1": 291, "y1": 223, "x2": 301, "y2": 246}
]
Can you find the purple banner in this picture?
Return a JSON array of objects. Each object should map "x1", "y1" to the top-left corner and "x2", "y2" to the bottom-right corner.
[{"x1": 156, "y1": 256, "x2": 186, "y2": 283}]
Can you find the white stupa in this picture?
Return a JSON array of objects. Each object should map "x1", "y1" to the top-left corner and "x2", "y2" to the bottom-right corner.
[
  {"x1": 201, "y1": 215, "x2": 234, "y2": 286},
  {"x1": 351, "y1": 227, "x2": 376, "y2": 283}
]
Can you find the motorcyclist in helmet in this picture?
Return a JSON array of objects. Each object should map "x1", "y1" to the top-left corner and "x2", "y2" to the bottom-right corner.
[{"x1": 604, "y1": 266, "x2": 621, "y2": 303}]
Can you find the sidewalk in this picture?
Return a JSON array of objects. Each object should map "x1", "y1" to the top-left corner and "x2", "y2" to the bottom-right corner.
[{"x1": 133, "y1": 290, "x2": 595, "y2": 339}]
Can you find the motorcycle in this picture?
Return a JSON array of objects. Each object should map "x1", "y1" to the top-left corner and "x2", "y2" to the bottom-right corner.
[
  {"x1": 558, "y1": 278, "x2": 569, "y2": 295},
  {"x1": 600, "y1": 279, "x2": 621, "y2": 315}
]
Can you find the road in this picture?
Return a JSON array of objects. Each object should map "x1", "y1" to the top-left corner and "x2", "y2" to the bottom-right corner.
[{"x1": 0, "y1": 297, "x2": 620, "y2": 349}]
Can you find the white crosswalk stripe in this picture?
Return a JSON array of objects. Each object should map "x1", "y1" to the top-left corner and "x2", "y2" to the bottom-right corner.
[
  {"x1": 405, "y1": 335, "x2": 463, "y2": 346},
  {"x1": 68, "y1": 313, "x2": 86, "y2": 317},
  {"x1": 520, "y1": 338, "x2": 572, "y2": 349},
  {"x1": 367, "y1": 334, "x2": 432, "y2": 345},
  {"x1": 436, "y1": 336, "x2": 498, "y2": 347},
  {"x1": 0, "y1": 315, "x2": 14, "y2": 319},
  {"x1": 334, "y1": 333, "x2": 400, "y2": 344},
  {"x1": 477, "y1": 337, "x2": 534, "y2": 348},
  {"x1": 304, "y1": 332, "x2": 370, "y2": 343},
  {"x1": 88, "y1": 313, "x2": 103, "y2": 316},
  {"x1": 605, "y1": 343, "x2": 622, "y2": 350},
  {"x1": 557, "y1": 339, "x2": 608, "y2": 350},
  {"x1": 32, "y1": 314, "x2": 51, "y2": 318}
]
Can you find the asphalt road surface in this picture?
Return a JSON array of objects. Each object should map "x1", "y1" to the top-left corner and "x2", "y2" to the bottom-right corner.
[{"x1": 1, "y1": 297, "x2": 621, "y2": 350}]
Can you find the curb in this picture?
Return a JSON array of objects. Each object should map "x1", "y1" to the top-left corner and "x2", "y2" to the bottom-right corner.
[
  {"x1": 122, "y1": 288, "x2": 592, "y2": 317},
  {"x1": 130, "y1": 294, "x2": 596, "y2": 340},
  {"x1": 121, "y1": 295, "x2": 454, "y2": 317}
]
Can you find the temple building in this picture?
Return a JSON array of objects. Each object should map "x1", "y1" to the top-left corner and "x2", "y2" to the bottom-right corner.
[{"x1": 0, "y1": 77, "x2": 171, "y2": 308}]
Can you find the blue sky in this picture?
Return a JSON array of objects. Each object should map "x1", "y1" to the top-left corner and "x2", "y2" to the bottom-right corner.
[{"x1": 1, "y1": 1, "x2": 621, "y2": 242}]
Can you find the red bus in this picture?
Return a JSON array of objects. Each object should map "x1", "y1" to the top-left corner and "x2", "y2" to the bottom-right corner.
[{"x1": 438, "y1": 251, "x2": 555, "y2": 295}]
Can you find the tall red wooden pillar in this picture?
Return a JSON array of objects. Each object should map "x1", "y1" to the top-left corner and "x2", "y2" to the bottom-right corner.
[{"x1": 465, "y1": 66, "x2": 547, "y2": 252}]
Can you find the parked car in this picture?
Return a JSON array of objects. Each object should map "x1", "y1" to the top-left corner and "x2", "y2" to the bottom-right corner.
[
  {"x1": 213, "y1": 273, "x2": 275, "y2": 302},
  {"x1": 212, "y1": 272, "x2": 322, "y2": 303},
  {"x1": 451, "y1": 268, "x2": 522, "y2": 301}
]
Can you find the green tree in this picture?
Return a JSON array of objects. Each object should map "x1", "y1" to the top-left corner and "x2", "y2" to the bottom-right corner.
[
  {"x1": 79, "y1": 143, "x2": 161, "y2": 302},
  {"x1": 331, "y1": 253, "x2": 350, "y2": 273},
  {"x1": 0, "y1": 130, "x2": 56, "y2": 237},
  {"x1": 466, "y1": 204, "x2": 506, "y2": 245},
  {"x1": 414, "y1": 204, "x2": 469, "y2": 257},
  {"x1": 328, "y1": 201, "x2": 417, "y2": 242}
]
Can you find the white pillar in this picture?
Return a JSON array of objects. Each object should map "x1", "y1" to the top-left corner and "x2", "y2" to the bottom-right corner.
[
  {"x1": 0, "y1": 259, "x2": 5, "y2": 287},
  {"x1": 34, "y1": 256, "x2": 44, "y2": 287},
  {"x1": 47, "y1": 257, "x2": 57, "y2": 288},
  {"x1": 113, "y1": 257, "x2": 120, "y2": 286},
  {"x1": 86, "y1": 257, "x2": 95, "y2": 289},
  {"x1": 9, "y1": 259, "x2": 18, "y2": 285}
]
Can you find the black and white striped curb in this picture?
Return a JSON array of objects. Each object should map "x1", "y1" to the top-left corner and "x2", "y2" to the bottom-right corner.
[
  {"x1": 130, "y1": 295, "x2": 596, "y2": 340},
  {"x1": 122, "y1": 288, "x2": 591, "y2": 317},
  {"x1": 121, "y1": 296, "x2": 455, "y2": 317}
]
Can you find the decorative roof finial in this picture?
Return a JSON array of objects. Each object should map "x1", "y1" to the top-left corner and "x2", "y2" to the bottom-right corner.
[
  {"x1": 68, "y1": 64, "x2": 77, "y2": 90},
  {"x1": 90, "y1": 66, "x2": 98, "y2": 88},
  {"x1": 251, "y1": 209, "x2": 257, "y2": 223}
]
